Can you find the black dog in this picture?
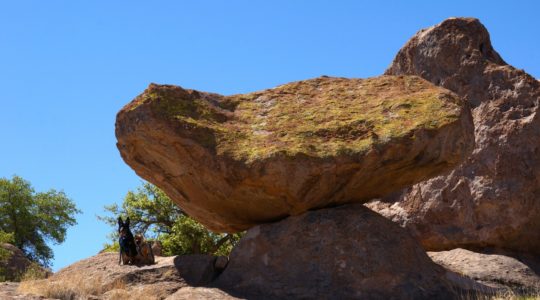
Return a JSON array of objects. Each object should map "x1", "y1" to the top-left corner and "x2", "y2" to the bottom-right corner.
[{"x1": 118, "y1": 216, "x2": 138, "y2": 265}]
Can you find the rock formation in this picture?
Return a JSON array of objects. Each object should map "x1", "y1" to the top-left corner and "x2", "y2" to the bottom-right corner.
[
  {"x1": 214, "y1": 204, "x2": 457, "y2": 299},
  {"x1": 0, "y1": 243, "x2": 51, "y2": 281},
  {"x1": 428, "y1": 248, "x2": 540, "y2": 293},
  {"x1": 14, "y1": 247, "x2": 538, "y2": 299},
  {"x1": 110, "y1": 16, "x2": 540, "y2": 299},
  {"x1": 116, "y1": 75, "x2": 473, "y2": 232},
  {"x1": 16, "y1": 252, "x2": 239, "y2": 300},
  {"x1": 367, "y1": 17, "x2": 540, "y2": 255}
]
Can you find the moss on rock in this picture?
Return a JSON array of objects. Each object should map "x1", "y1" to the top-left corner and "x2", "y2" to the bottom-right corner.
[{"x1": 139, "y1": 76, "x2": 462, "y2": 163}]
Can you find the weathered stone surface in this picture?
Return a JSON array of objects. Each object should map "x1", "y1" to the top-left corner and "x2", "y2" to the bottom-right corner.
[
  {"x1": 213, "y1": 204, "x2": 457, "y2": 299},
  {"x1": 17, "y1": 253, "x2": 227, "y2": 299},
  {"x1": 116, "y1": 75, "x2": 473, "y2": 232},
  {"x1": 0, "y1": 243, "x2": 51, "y2": 281},
  {"x1": 368, "y1": 17, "x2": 540, "y2": 254},
  {"x1": 429, "y1": 248, "x2": 540, "y2": 293},
  {"x1": 1, "y1": 243, "x2": 33, "y2": 281},
  {"x1": 166, "y1": 287, "x2": 240, "y2": 300}
]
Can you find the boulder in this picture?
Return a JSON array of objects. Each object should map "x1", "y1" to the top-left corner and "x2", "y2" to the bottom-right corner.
[
  {"x1": 166, "y1": 287, "x2": 240, "y2": 300},
  {"x1": 213, "y1": 204, "x2": 457, "y2": 299},
  {"x1": 1, "y1": 243, "x2": 32, "y2": 281},
  {"x1": 367, "y1": 17, "x2": 540, "y2": 254},
  {"x1": 116, "y1": 75, "x2": 473, "y2": 232},
  {"x1": 428, "y1": 248, "x2": 540, "y2": 294},
  {"x1": 0, "y1": 243, "x2": 51, "y2": 281}
]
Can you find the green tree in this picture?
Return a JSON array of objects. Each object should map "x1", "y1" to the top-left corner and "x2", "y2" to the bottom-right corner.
[
  {"x1": 99, "y1": 182, "x2": 243, "y2": 256},
  {"x1": 0, "y1": 175, "x2": 81, "y2": 267}
]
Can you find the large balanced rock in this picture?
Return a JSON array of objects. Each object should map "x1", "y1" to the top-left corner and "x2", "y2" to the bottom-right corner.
[
  {"x1": 367, "y1": 17, "x2": 540, "y2": 254},
  {"x1": 116, "y1": 75, "x2": 473, "y2": 232},
  {"x1": 213, "y1": 204, "x2": 457, "y2": 299}
]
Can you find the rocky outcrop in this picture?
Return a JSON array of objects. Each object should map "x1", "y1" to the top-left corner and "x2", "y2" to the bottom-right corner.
[
  {"x1": 13, "y1": 247, "x2": 538, "y2": 300},
  {"x1": 0, "y1": 243, "x2": 51, "y2": 281},
  {"x1": 367, "y1": 17, "x2": 540, "y2": 254},
  {"x1": 214, "y1": 204, "x2": 460, "y2": 299},
  {"x1": 17, "y1": 253, "x2": 239, "y2": 300},
  {"x1": 110, "y1": 16, "x2": 540, "y2": 299},
  {"x1": 1, "y1": 243, "x2": 32, "y2": 281},
  {"x1": 116, "y1": 75, "x2": 473, "y2": 232},
  {"x1": 428, "y1": 248, "x2": 540, "y2": 293}
]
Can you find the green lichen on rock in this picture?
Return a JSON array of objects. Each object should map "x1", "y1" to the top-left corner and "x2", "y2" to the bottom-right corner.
[{"x1": 140, "y1": 76, "x2": 462, "y2": 163}]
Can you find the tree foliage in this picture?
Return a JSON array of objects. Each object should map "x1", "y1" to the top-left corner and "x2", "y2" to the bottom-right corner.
[
  {"x1": 99, "y1": 183, "x2": 243, "y2": 256},
  {"x1": 0, "y1": 175, "x2": 81, "y2": 267},
  {"x1": 0, "y1": 230, "x2": 14, "y2": 265},
  {"x1": 0, "y1": 230, "x2": 14, "y2": 281}
]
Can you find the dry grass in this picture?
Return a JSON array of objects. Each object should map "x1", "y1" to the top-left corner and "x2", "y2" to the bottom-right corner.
[
  {"x1": 18, "y1": 273, "x2": 125, "y2": 300},
  {"x1": 17, "y1": 262, "x2": 50, "y2": 281},
  {"x1": 457, "y1": 285, "x2": 540, "y2": 300},
  {"x1": 99, "y1": 288, "x2": 165, "y2": 300},
  {"x1": 17, "y1": 276, "x2": 540, "y2": 300},
  {"x1": 17, "y1": 273, "x2": 176, "y2": 300}
]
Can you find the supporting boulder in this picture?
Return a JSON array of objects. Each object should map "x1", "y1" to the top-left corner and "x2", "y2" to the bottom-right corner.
[{"x1": 213, "y1": 204, "x2": 457, "y2": 299}]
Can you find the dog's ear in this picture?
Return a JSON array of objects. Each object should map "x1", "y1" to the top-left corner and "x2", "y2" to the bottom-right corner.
[
  {"x1": 126, "y1": 217, "x2": 130, "y2": 226},
  {"x1": 118, "y1": 216, "x2": 123, "y2": 227}
]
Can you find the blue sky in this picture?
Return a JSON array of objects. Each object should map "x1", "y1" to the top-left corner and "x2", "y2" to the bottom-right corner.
[{"x1": 1, "y1": 1, "x2": 538, "y2": 271}]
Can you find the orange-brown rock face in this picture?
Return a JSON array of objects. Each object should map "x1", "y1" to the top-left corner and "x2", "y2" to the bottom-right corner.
[
  {"x1": 369, "y1": 18, "x2": 540, "y2": 255},
  {"x1": 116, "y1": 75, "x2": 473, "y2": 232}
]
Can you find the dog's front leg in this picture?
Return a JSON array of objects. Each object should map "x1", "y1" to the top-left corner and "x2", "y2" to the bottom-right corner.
[{"x1": 119, "y1": 249, "x2": 123, "y2": 265}]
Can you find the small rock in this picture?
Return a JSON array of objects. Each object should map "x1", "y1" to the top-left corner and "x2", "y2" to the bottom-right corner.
[{"x1": 428, "y1": 248, "x2": 540, "y2": 293}]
